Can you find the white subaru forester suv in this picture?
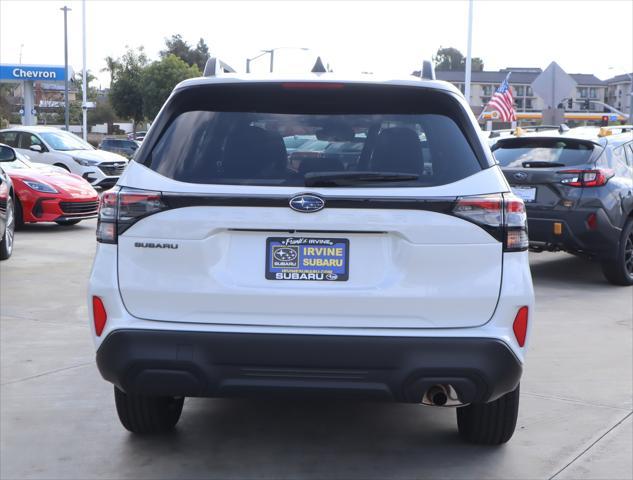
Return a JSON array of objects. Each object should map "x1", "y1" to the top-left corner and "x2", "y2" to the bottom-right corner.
[{"x1": 89, "y1": 60, "x2": 534, "y2": 444}]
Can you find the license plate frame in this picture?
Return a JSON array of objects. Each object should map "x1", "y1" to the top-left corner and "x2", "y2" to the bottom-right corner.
[
  {"x1": 511, "y1": 185, "x2": 537, "y2": 203},
  {"x1": 265, "y1": 237, "x2": 349, "y2": 281}
]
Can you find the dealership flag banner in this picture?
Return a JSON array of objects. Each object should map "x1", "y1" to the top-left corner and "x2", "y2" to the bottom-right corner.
[{"x1": 483, "y1": 73, "x2": 517, "y2": 122}]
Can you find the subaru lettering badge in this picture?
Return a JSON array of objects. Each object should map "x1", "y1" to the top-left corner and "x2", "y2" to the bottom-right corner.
[
  {"x1": 514, "y1": 172, "x2": 528, "y2": 180},
  {"x1": 289, "y1": 194, "x2": 325, "y2": 213}
]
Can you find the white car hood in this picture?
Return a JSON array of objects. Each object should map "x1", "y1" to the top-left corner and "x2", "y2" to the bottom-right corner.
[{"x1": 64, "y1": 149, "x2": 128, "y2": 163}]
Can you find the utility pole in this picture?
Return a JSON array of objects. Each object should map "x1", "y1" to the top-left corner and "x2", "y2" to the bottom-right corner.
[
  {"x1": 60, "y1": 5, "x2": 71, "y2": 131},
  {"x1": 464, "y1": 0, "x2": 473, "y2": 109},
  {"x1": 82, "y1": 0, "x2": 88, "y2": 141}
]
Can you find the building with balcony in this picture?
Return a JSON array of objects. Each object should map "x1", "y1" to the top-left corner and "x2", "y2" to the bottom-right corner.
[
  {"x1": 605, "y1": 73, "x2": 632, "y2": 115},
  {"x1": 434, "y1": 67, "x2": 608, "y2": 114}
]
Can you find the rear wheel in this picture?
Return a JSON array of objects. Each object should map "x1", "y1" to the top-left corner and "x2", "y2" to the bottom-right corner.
[
  {"x1": 0, "y1": 197, "x2": 15, "y2": 260},
  {"x1": 114, "y1": 387, "x2": 184, "y2": 434},
  {"x1": 456, "y1": 385, "x2": 520, "y2": 445},
  {"x1": 14, "y1": 197, "x2": 24, "y2": 229},
  {"x1": 55, "y1": 219, "x2": 81, "y2": 226},
  {"x1": 601, "y1": 218, "x2": 633, "y2": 286}
]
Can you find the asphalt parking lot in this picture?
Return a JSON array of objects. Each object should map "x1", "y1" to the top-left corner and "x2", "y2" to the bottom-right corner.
[{"x1": 1, "y1": 220, "x2": 631, "y2": 480}]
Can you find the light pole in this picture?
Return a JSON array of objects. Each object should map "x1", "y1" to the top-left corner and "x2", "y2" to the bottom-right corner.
[
  {"x1": 81, "y1": 0, "x2": 88, "y2": 141},
  {"x1": 246, "y1": 47, "x2": 309, "y2": 73},
  {"x1": 464, "y1": 0, "x2": 474, "y2": 109},
  {"x1": 60, "y1": 5, "x2": 71, "y2": 131}
]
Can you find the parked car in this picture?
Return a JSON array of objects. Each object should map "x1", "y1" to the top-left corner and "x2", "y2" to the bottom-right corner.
[
  {"x1": 493, "y1": 129, "x2": 633, "y2": 285},
  {"x1": 0, "y1": 127, "x2": 128, "y2": 189},
  {"x1": 89, "y1": 67, "x2": 534, "y2": 444},
  {"x1": 287, "y1": 139, "x2": 330, "y2": 171},
  {"x1": 127, "y1": 131, "x2": 147, "y2": 142},
  {"x1": 98, "y1": 138, "x2": 140, "y2": 159},
  {"x1": 0, "y1": 144, "x2": 16, "y2": 260},
  {"x1": 0, "y1": 150, "x2": 99, "y2": 226},
  {"x1": 320, "y1": 138, "x2": 365, "y2": 169},
  {"x1": 283, "y1": 135, "x2": 315, "y2": 155}
]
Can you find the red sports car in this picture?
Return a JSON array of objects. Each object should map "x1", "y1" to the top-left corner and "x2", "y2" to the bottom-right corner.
[{"x1": 2, "y1": 151, "x2": 99, "y2": 226}]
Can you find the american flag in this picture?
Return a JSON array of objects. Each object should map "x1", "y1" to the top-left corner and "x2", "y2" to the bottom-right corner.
[{"x1": 485, "y1": 73, "x2": 517, "y2": 122}]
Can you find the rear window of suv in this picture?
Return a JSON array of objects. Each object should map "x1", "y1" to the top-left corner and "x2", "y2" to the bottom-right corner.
[
  {"x1": 493, "y1": 138, "x2": 596, "y2": 168},
  {"x1": 142, "y1": 83, "x2": 486, "y2": 187}
]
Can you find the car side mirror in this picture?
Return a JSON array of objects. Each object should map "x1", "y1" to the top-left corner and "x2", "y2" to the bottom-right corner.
[
  {"x1": 0, "y1": 145, "x2": 17, "y2": 162},
  {"x1": 29, "y1": 144, "x2": 43, "y2": 153}
]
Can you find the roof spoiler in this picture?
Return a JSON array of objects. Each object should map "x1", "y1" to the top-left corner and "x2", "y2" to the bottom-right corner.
[
  {"x1": 203, "y1": 57, "x2": 236, "y2": 77},
  {"x1": 420, "y1": 60, "x2": 435, "y2": 80}
]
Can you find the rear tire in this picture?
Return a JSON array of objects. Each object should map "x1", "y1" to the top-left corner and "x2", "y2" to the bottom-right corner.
[
  {"x1": 0, "y1": 197, "x2": 15, "y2": 260},
  {"x1": 601, "y1": 218, "x2": 633, "y2": 286},
  {"x1": 14, "y1": 197, "x2": 24, "y2": 229},
  {"x1": 456, "y1": 384, "x2": 520, "y2": 445},
  {"x1": 55, "y1": 219, "x2": 81, "y2": 226},
  {"x1": 114, "y1": 387, "x2": 184, "y2": 434}
]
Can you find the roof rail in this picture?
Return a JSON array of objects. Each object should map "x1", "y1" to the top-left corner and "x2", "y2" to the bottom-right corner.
[
  {"x1": 420, "y1": 60, "x2": 436, "y2": 80},
  {"x1": 203, "y1": 57, "x2": 236, "y2": 77}
]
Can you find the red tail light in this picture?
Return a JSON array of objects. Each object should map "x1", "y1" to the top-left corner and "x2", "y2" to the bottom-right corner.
[
  {"x1": 92, "y1": 296, "x2": 107, "y2": 336},
  {"x1": 559, "y1": 169, "x2": 614, "y2": 187},
  {"x1": 96, "y1": 187, "x2": 166, "y2": 244},
  {"x1": 453, "y1": 193, "x2": 528, "y2": 251},
  {"x1": 513, "y1": 306, "x2": 529, "y2": 347}
]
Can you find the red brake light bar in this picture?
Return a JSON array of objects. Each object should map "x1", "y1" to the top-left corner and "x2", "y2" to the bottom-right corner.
[{"x1": 281, "y1": 82, "x2": 345, "y2": 90}]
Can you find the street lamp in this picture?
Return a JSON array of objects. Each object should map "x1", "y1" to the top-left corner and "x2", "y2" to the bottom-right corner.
[
  {"x1": 60, "y1": 5, "x2": 71, "y2": 131},
  {"x1": 246, "y1": 47, "x2": 310, "y2": 73}
]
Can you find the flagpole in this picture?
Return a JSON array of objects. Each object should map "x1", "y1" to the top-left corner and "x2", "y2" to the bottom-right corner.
[{"x1": 465, "y1": 0, "x2": 473, "y2": 110}]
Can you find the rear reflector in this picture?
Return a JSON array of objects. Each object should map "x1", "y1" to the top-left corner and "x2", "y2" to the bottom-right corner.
[
  {"x1": 92, "y1": 296, "x2": 107, "y2": 337},
  {"x1": 587, "y1": 213, "x2": 597, "y2": 230},
  {"x1": 513, "y1": 306, "x2": 529, "y2": 347}
]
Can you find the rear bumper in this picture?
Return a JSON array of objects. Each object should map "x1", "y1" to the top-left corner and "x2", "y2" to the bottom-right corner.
[
  {"x1": 96, "y1": 330, "x2": 522, "y2": 404},
  {"x1": 526, "y1": 207, "x2": 621, "y2": 258}
]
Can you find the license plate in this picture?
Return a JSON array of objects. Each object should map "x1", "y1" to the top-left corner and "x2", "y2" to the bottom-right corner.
[
  {"x1": 511, "y1": 186, "x2": 536, "y2": 203},
  {"x1": 266, "y1": 237, "x2": 349, "y2": 281}
]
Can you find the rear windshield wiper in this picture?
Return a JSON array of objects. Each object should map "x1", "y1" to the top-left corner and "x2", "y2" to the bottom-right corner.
[
  {"x1": 304, "y1": 171, "x2": 419, "y2": 187},
  {"x1": 521, "y1": 161, "x2": 566, "y2": 168}
]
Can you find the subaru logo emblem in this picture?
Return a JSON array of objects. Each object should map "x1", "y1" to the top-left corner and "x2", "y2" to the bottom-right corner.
[
  {"x1": 514, "y1": 172, "x2": 528, "y2": 180},
  {"x1": 289, "y1": 194, "x2": 325, "y2": 213}
]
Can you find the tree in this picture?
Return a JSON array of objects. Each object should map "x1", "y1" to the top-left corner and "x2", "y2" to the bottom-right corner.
[
  {"x1": 142, "y1": 54, "x2": 200, "y2": 120},
  {"x1": 433, "y1": 46, "x2": 484, "y2": 72},
  {"x1": 160, "y1": 34, "x2": 210, "y2": 71},
  {"x1": 109, "y1": 47, "x2": 148, "y2": 132},
  {"x1": 0, "y1": 84, "x2": 17, "y2": 127},
  {"x1": 101, "y1": 56, "x2": 121, "y2": 86},
  {"x1": 73, "y1": 70, "x2": 98, "y2": 100},
  {"x1": 89, "y1": 98, "x2": 117, "y2": 131}
]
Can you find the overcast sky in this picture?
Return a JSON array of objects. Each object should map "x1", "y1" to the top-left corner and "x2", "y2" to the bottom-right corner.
[{"x1": 1, "y1": 0, "x2": 631, "y2": 88}]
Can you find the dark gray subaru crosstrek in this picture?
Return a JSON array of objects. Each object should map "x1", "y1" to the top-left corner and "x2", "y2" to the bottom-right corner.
[{"x1": 493, "y1": 130, "x2": 633, "y2": 285}]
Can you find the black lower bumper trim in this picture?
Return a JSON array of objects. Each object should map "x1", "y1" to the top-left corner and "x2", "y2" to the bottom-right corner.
[{"x1": 96, "y1": 330, "x2": 522, "y2": 404}]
